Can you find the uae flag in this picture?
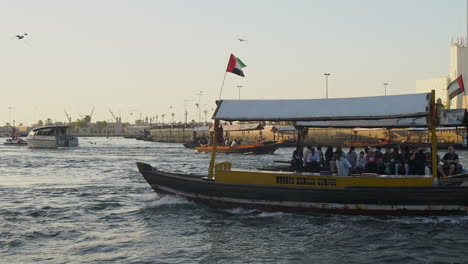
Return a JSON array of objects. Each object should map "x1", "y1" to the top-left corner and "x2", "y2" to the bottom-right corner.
[
  {"x1": 448, "y1": 75, "x2": 465, "y2": 99},
  {"x1": 226, "y1": 54, "x2": 246, "y2": 77}
]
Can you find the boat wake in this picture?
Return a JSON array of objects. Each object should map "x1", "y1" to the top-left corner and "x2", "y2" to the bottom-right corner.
[
  {"x1": 364, "y1": 215, "x2": 468, "y2": 225},
  {"x1": 222, "y1": 207, "x2": 286, "y2": 218},
  {"x1": 388, "y1": 215, "x2": 468, "y2": 225},
  {"x1": 148, "y1": 195, "x2": 192, "y2": 208}
]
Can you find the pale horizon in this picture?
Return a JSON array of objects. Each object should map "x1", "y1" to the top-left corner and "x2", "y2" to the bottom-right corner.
[{"x1": 1, "y1": 0, "x2": 467, "y2": 126}]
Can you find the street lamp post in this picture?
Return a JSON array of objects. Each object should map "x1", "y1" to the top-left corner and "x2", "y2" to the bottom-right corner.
[
  {"x1": 383, "y1": 82, "x2": 389, "y2": 96},
  {"x1": 8, "y1": 106, "x2": 15, "y2": 126},
  {"x1": 324, "y1": 73, "x2": 331, "y2": 99},
  {"x1": 183, "y1": 100, "x2": 190, "y2": 127},
  {"x1": 237, "y1": 85, "x2": 243, "y2": 100},
  {"x1": 196, "y1": 91, "x2": 203, "y2": 124},
  {"x1": 161, "y1": 114, "x2": 166, "y2": 128},
  {"x1": 203, "y1": 109, "x2": 208, "y2": 125},
  {"x1": 184, "y1": 107, "x2": 188, "y2": 127}
]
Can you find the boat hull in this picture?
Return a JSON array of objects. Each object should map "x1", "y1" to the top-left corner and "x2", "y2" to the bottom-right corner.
[
  {"x1": 137, "y1": 162, "x2": 468, "y2": 215},
  {"x1": 26, "y1": 135, "x2": 79, "y2": 149},
  {"x1": 4, "y1": 139, "x2": 27, "y2": 146},
  {"x1": 183, "y1": 142, "x2": 199, "y2": 149},
  {"x1": 195, "y1": 143, "x2": 280, "y2": 154}
]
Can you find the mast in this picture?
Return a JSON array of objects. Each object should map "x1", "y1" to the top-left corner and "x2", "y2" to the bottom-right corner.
[
  {"x1": 430, "y1": 90, "x2": 438, "y2": 179},
  {"x1": 208, "y1": 119, "x2": 220, "y2": 179}
]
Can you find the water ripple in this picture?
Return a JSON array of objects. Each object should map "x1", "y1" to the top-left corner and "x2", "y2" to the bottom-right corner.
[{"x1": 1, "y1": 138, "x2": 467, "y2": 263}]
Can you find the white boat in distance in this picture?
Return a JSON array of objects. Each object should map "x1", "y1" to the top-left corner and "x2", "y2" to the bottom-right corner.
[{"x1": 26, "y1": 125, "x2": 78, "y2": 149}]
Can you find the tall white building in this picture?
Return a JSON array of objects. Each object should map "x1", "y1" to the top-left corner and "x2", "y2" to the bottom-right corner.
[
  {"x1": 449, "y1": 40, "x2": 468, "y2": 108},
  {"x1": 417, "y1": 1, "x2": 467, "y2": 109}
]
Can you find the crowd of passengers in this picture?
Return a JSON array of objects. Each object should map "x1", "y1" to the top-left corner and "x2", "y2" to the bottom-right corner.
[{"x1": 291, "y1": 145, "x2": 463, "y2": 177}]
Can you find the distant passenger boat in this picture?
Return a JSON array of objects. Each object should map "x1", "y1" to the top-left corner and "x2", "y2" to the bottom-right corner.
[
  {"x1": 26, "y1": 125, "x2": 78, "y2": 149},
  {"x1": 4, "y1": 138, "x2": 27, "y2": 146},
  {"x1": 4, "y1": 127, "x2": 27, "y2": 146},
  {"x1": 195, "y1": 142, "x2": 280, "y2": 154}
]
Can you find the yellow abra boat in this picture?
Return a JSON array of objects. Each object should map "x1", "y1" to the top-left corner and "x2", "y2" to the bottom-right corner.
[{"x1": 137, "y1": 91, "x2": 468, "y2": 215}]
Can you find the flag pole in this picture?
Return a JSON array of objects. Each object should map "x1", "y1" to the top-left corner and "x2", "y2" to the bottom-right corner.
[{"x1": 218, "y1": 71, "x2": 228, "y2": 100}]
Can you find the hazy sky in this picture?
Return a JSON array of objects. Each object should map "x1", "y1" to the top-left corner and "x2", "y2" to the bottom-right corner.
[{"x1": 1, "y1": 0, "x2": 467, "y2": 125}]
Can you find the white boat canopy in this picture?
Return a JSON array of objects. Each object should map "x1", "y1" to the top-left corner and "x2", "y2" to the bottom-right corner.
[
  {"x1": 213, "y1": 93, "x2": 431, "y2": 122},
  {"x1": 271, "y1": 125, "x2": 297, "y2": 132}
]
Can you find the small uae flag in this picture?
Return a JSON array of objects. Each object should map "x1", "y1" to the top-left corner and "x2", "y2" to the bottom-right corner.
[
  {"x1": 447, "y1": 75, "x2": 465, "y2": 99},
  {"x1": 226, "y1": 53, "x2": 246, "y2": 77}
]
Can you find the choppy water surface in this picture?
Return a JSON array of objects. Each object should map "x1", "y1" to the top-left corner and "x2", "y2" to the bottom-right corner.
[{"x1": 1, "y1": 138, "x2": 468, "y2": 263}]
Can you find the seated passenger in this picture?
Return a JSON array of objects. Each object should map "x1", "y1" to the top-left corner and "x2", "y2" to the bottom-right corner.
[
  {"x1": 355, "y1": 151, "x2": 366, "y2": 174},
  {"x1": 374, "y1": 146, "x2": 383, "y2": 160},
  {"x1": 438, "y1": 145, "x2": 462, "y2": 177},
  {"x1": 381, "y1": 147, "x2": 392, "y2": 174},
  {"x1": 305, "y1": 148, "x2": 321, "y2": 172},
  {"x1": 365, "y1": 150, "x2": 378, "y2": 173},
  {"x1": 391, "y1": 147, "x2": 407, "y2": 175},
  {"x1": 303, "y1": 146, "x2": 312, "y2": 167},
  {"x1": 346, "y1": 147, "x2": 357, "y2": 172},
  {"x1": 324, "y1": 146, "x2": 333, "y2": 167},
  {"x1": 402, "y1": 146, "x2": 413, "y2": 175},
  {"x1": 410, "y1": 147, "x2": 427, "y2": 175},
  {"x1": 335, "y1": 150, "x2": 352, "y2": 176},
  {"x1": 231, "y1": 139, "x2": 238, "y2": 146},
  {"x1": 316, "y1": 146, "x2": 325, "y2": 166},
  {"x1": 396, "y1": 147, "x2": 410, "y2": 175},
  {"x1": 290, "y1": 149, "x2": 303, "y2": 171}
]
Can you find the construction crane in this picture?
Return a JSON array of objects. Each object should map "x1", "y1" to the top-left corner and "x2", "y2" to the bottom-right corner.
[
  {"x1": 64, "y1": 110, "x2": 72, "y2": 125},
  {"x1": 89, "y1": 106, "x2": 95, "y2": 122},
  {"x1": 108, "y1": 109, "x2": 120, "y2": 123}
]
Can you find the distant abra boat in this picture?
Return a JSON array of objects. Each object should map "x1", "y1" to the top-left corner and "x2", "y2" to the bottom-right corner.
[
  {"x1": 195, "y1": 142, "x2": 280, "y2": 154},
  {"x1": 4, "y1": 127, "x2": 27, "y2": 146},
  {"x1": 4, "y1": 138, "x2": 27, "y2": 146},
  {"x1": 26, "y1": 125, "x2": 78, "y2": 149}
]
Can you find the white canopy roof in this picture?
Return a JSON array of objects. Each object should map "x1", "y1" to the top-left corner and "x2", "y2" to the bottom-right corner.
[
  {"x1": 271, "y1": 125, "x2": 297, "y2": 132},
  {"x1": 213, "y1": 93, "x2": 431, "y2": 121}
]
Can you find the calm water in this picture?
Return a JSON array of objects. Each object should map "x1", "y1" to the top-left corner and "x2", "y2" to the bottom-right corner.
[{"x1": 1, "y1": 138, "x2": 468, "y2": 263}]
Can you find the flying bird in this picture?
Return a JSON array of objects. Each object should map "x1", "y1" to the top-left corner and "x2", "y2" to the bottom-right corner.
[
  {"x1": 12, "y1": 33, "x2": 31, "y2": 46},
  {"x1": 13, "y1": 33, "x2": 28, "y2": 40},
  {"x1": 237, "y1": 38, "x2": 247, "y2": 43}
]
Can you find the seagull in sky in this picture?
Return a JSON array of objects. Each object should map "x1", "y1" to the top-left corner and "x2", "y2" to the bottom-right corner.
[
  {"x1": 12, "y1": 33, "x2": 31, "y2": 46},
  {"x1": 237, "y1": 38, "x2": 247, "y2": 43},
  {"x1": 13, "y1": 33, "x2": 28, "y2": 40}
]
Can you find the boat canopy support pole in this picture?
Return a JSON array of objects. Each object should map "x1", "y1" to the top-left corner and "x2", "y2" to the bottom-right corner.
[
  {"x1": 295, "y1": 122, "x2": 302, "y2": 152},
  {"x1": 430, "y1": 90, "x2": 438, "y2": 179},
  {"x1": 208, "y1": 119, "x2": 220, "y2": 179}
]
